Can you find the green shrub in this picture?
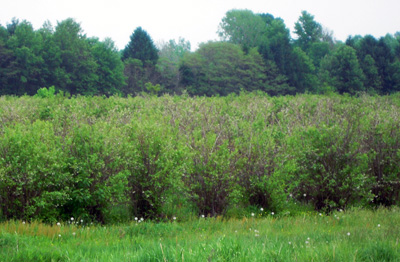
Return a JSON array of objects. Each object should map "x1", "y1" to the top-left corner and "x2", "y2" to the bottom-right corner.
[
  {"x1": 285, "y1": 122, "x2": 372, "y2": 211},
  {"x1": 61, "y1": 122, "x2": 128, "y2": 223},
  {"x1": 0, "y1": 121, "x2": 69, "y2": 221}
]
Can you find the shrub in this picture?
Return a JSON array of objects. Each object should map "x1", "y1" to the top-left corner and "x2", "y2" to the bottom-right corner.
[{"x1": 0, "y1": 121, "x2": 69, "y2": 221}]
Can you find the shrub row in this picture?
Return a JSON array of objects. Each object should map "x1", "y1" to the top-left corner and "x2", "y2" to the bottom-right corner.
[{"x1": 0, "y1": 93, "x2": 399, "y2": 222}]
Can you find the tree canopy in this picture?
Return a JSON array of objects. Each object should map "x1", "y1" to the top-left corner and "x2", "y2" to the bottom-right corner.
[{"x1": 0, "y1": 11, "x2": 399, "y2": 97}]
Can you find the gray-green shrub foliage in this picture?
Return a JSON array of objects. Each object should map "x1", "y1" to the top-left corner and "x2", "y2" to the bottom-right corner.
[{"x1": 0, "y1": 93, "x2": 399, "y2": 222}]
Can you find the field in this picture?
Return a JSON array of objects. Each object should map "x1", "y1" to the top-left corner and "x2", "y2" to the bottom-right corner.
[
  {"x1": 0, "y1": 92, "x2": 400, "y2": 260},
  {"x1": 1, "y1": 208, "x2": 399, "y2": 261}
]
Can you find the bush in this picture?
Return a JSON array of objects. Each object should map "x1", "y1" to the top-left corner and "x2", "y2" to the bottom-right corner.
[{"x1": 0, "y1": 121, "x2": 69, "y2": 221}]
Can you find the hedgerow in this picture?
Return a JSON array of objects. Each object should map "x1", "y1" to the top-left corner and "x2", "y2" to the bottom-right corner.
[{"x1": 0, "y1": 93, "x2": 399, "y2": 222}]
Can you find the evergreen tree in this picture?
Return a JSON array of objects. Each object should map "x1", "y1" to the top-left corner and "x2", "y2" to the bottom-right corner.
[
  {"x1": 320, "y1": 45, "x2": 365, "y2": 94},
  {"x1": 122, "y1": 27, "x2": 158, "y2": 64}
]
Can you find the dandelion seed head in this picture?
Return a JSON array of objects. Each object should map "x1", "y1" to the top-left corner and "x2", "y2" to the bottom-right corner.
[
  {"x1": 251, "y1": 213, "x2": 255, "y2": 217},
  {"x1": 260, "y1": 208, "x2": 264, "y2": 211},
  {"x1": 57, "y1": 222, "x2": 61, "y2": 226},
  {"x1": 71, "y1": 217, "x2": 74, "y2": 221}
]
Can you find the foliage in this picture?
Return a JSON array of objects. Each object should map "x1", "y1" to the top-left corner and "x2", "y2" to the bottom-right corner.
[
  {"x1": 122, "y1": 27, "x2": 158, "y2": 64},
  {"x1": 0, "y1": 94, "x2": 400, "y2": 223},
  {"x1": 181, "y1": 42, "x2": 290, "y2": 96}
]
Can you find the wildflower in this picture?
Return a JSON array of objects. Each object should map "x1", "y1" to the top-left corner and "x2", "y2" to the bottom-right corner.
[
  {"x1": 305, "y1": 241, "x2": 309, "y2": 244},
  {"x1": 288, "y1": 242, "x2": 292, "y2": 245},
  {"x1": 378, "y1": 224, "x2": 381, "y2": 227},
  {"x1": 251, "y1": 213, "x2": 255, "y2": 217},
  {"x1": 255, "y1": 234, "x2": 259, "y2": 237},
  {"x1": 72, "y1": 232, "x2": 76, "y2": 236},
  {"x1": 57, "y1": 222, "x2": 61, "y2": 226},
  {"x1": 140, "y1": 217, "x2": 144, "y2": 221},
  {"x1": 22, "y1": 221, "x2": 25, "y2": 225},
  {"x1": 135, "y1": 217, "x2": 138, "y2": 221},
  {"x1": 347, "y1": 232, "x2": 350, "y2": 236},
  {"x1": 80, "y1": 219, "x2": 83, "y2": 223},
  {"x1": 173, "y1": 216, "x2": 177, "y2": 220},
  {"x1": 201, "y1": 215, "x2": 205, "y2": 218},
  {"x1": 289, "y1": 193, "x2": 293, "y2": 197},
  {"x1": 71, "y1": 217, "x2": 74, "y2": 221},
  {"x1": 260, "y1": 208, "x2": 264, "y2": 211},
  {"x1": 303, "y1": 193, "x2": 307, "y2": 197},
  {"x1": 319, "y1": 213, "x2": 322, "y2": 216},
  {"x1": 58, "y1": 234, "x2": 61, "y2": 237},
  {"x1": 271, "y1": 212, "x2": 274, "y2": 215}
]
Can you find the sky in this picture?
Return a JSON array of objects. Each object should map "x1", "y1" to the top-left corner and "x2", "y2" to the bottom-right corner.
[{"x1": 1, "y1": 0, "x2": 400, "y2": 51}]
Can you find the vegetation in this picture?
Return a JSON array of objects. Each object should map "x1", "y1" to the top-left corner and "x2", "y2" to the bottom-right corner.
[
  {"x1": 0, "y1": 208, "x2": 399, "y2": 261},
  {"x1": 1, "y1": 11, "x2": 399, "y2": 97},
  {"x1": 0, "y1": 93, "x2": 399, "y2": 223}
]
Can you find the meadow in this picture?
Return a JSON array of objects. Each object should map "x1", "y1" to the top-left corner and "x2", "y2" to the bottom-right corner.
[
  {"x1": 1, "y1": 208, "x2": 399, "y2": 261},
  {"x1": 0, "y1": 92, "x2": 400, "y2": 260}
]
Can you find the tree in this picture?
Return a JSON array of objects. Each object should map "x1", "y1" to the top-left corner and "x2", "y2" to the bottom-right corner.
[
  {"x1": 360, "y1": 54, "x2": 382, "y2": 92},
  {"x1": 53, "y1": 18, "x2": 98, "y2": 95},
  {"x1": 180, "y1": 42, "x2": 291, "y2": 96},
  {"x1": 122, "y1": 27, "x2": 158, "y2": 64},
  {"x1": 294, "y1": 11, "x2": 323, "y2": 51},
  {"x1": 3, "y1": 20, "x2": 45, "y2": 95},
  {"x1": 320, "y1": 45, "x2": 365, "y2": 94},
  {"x1": 156, "y1": 38, "x2": 191, "y2": 93},
  {"x1": 90, "y1": 37, "x2": 125, "y2": 95},
  {"x1": 218, "y1": 9, "x2": 267, "y2": 50}
]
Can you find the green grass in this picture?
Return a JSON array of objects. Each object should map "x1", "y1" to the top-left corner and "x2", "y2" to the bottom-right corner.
[{"x1": 1, "y1": 208, "x2": 399, "y2": 261}]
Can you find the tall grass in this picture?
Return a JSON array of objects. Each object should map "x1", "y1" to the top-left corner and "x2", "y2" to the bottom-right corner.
[{"x1": 1, "y1": 208, "x2": 399, "y2": 261}]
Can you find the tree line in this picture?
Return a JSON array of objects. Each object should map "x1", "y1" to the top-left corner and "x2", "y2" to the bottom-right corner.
[{"x1": 1, "y1": 10, "x2": 400, "y2": 97}]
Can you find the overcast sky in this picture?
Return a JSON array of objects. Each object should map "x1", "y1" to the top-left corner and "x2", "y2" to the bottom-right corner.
[{"x1": 1, "y1": 0, "x2": 399, "y2": 51}]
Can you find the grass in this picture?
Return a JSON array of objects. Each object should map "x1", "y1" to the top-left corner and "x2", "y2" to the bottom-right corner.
[{"x1": 1, "y1": 208, "x2": 399, "y2": 261}]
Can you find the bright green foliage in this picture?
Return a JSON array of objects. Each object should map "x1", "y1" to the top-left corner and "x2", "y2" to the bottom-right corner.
[
  {"x1": 0, "y1": 121, "x2": 69, "y2": 221},
  {"x1": 122, "y1": 27, "x2": 158, "y2": 64},
  {"x1": 218, "y1": 9, "x2": 267, "y2": 49},
  {"x1": 35, "y1": 86, "x2": 56, "y2": 98},
  {"x1": 1, "y1": 209, "x2": 400, "y2": 261},
  {"x1": 1, "y1": 79, "x2": 400, "y2": 223}
]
